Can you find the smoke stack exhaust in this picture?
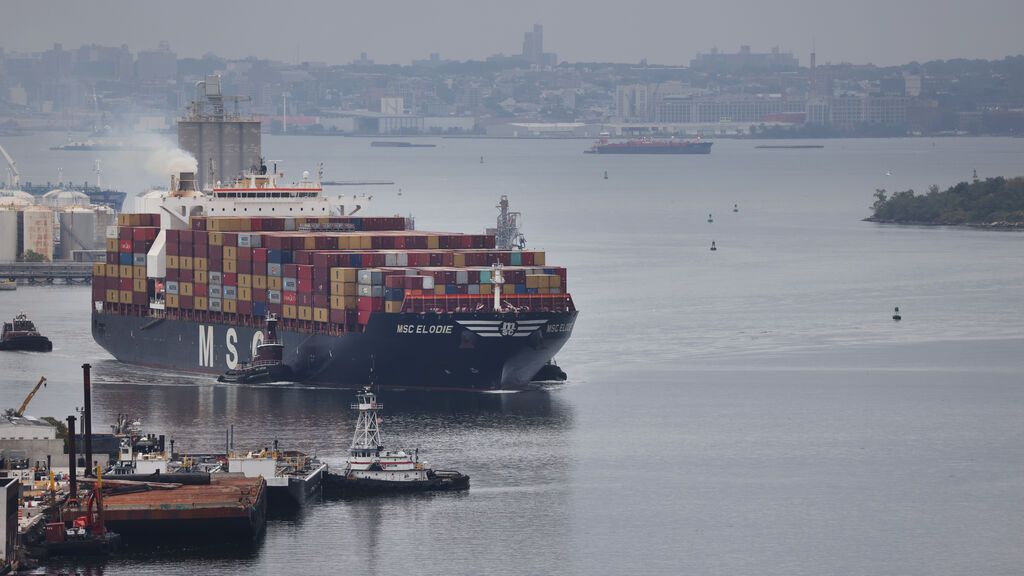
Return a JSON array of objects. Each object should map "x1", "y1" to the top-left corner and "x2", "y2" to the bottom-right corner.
[{"x1": 83, "y1": 363, "x2": 93, "y2": 477}]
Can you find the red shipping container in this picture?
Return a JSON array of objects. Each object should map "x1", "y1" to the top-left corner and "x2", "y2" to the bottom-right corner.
[
  {"x1": 330, "y1": 308, "x2": 347, "y2": 324},
  {"x1": 166, "y1": 268, "x2": 180, "y2": 281},
  {"x1": 119, "y1": 239, "x2": 132, "y2": 252},
  {"x1": 194, "y1": 231, "x2": 209, "y2": 246},
  {"x1": 237, "y1": 300, "x2": 253, "y2": 315},
  {"x1": 238, "y1": 247, "x2": 252, "y2": 261},
  {"x1": 313, "y1": 294, "x2": 329, "y2": 308},
  {"x1": 179, "y1": 269, "x2": 194, "y2": 282},
  {"x1": 297, "y1": 278, "x2": 313, "y2": 293},
  {"x1": 358, "y1": 296, "x2": 383, "y2": 311},
  {"x1": 252, "y1": 289, "x2": 267, "y2": 303},
  {"x1": 357, "y1": 310, "x2": 373, "y2": 325},
  {"x1": 298, "y1": 293, "x2": 312, "y2": 307},
  {"x1": 236, "y1": 259, "x2": 252, "y2": 275},
  {"x1": 132, "y1": 291, "x2": 148, "y2": 305},
  {"x1": 167, "y1": 229, "x2": 180, "y2": 244},
  {"x1": 253, "y1": 248, "x2": 268, "y2": 263},
  {"x1": 268, "y1": 303, "x2": 283, "y2": 315},
  {"x1": 179, "y1": 295, "x2": 193, "y2": 309},
  {"x1": 223, "y1": 273, "x2": 237, "y2": 286},
  {"x1": 283, "y1": 264, "x2": 298, "y2": 277},
  {"x1": 167, "y1": 242, "x2": 179, "y2": 256},
  {"x1": 106, "y1": 252, "x2": 118, "y2": 265},
  {"x1": 283, "y1": 291, "x2": 297, "y2": 305},
  {"x1": 179, "y1": 230, "x2": 193, "y2": 244},
  {"x1": 118, "y1": 278, "x2": 131, "y2": 291},
  {"x1": 223, "y1": 232, "x2": 238, "y2": 247},
  {"x1": 194, "y1": 283, "x2": 208, "y2": 297}
]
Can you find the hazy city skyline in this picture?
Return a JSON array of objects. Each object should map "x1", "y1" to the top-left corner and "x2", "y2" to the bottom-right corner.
[{"x1": 4, "y1": 0, "x2": 1023, "y2": 67}]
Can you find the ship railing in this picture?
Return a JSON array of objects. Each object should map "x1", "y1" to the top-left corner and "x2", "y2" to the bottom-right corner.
[
  {"x1": 400, "y1": 293, "x2": 575, "y2": 314},
  {"x1": 350, "y1": 403, "x2": 383, "y2": 410}
]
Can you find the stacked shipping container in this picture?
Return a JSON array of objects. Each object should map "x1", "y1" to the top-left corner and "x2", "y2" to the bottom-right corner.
[{"x1": 97, "y1": 215, "x2": 572, "y2": 333}]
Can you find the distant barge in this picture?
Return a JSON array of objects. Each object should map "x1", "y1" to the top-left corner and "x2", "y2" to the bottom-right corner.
[
  {"x1": 371, "y1": 141, "x2": 437, "y2": 148},
  {"x1": 754, "y1": 144, "x2": 824, "y2": 149},
  {"x1": 585, "y1": 134, "x2": 712, "y2": 154}
]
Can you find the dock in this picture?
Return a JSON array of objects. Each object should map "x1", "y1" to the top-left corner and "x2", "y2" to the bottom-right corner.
[
  {"x1": 62, "y1": 474, "x2": 266, "y2": 544},
  {"x1": 0, "y1": 262, "x2": 93, "y2": 284}
]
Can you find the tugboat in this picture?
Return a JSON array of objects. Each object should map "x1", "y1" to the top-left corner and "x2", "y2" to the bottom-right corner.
[
  {"x1": 0, "y1": 279, "x2": 15, "y2": 291},
  {"x1": 0, "y1": 312, "x2": 53, "y2": 352},
  {"x1": 43, "y1": 468, "x2": 121, "y2": 557},
  {"x1": 218, "y1": 314, "x2": 293, "y2": 383},
  {"x1": 324, "y1": 387, "x2": 469, "y2": 496},
  {"x1": 531, "y1": 359, "x2": 567, "y2": 382}
]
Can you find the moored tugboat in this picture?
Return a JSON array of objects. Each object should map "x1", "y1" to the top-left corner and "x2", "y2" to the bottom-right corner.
[
  {"x1": 0, "y1": 312, "x2": 53, "y2": 352},
  {"x1": 324, "y1": 387, "x2": 470, "y2": 496},
  {"x1": 218, "y1": 314, "x2": 293, "y2": 383}
]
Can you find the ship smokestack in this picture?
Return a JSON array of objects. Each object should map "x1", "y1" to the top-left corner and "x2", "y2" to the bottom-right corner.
[
  {"x1": 82, "y1": 363, "x2": 93, "y2": 477},
  {"x1": 177, "y1": 171, "x2": 196, "y2": 192},
  {"x1": 67, "y1": 415, "x2": 77, "y2": 498}
]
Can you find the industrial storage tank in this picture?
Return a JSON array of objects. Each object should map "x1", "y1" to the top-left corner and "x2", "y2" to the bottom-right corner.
[
  {"x1": 42, "y1": 189, "x2": 90, "y2": 209},
  {"x1": 0, "y1": 189, "x2": 35, "y2": 208},
  {"x1": 57, "y1": 206, "x2": 99, "y2": 259},
  {"x1": 0, "y1": 208, "x2": 18, "y2": 261},
  {"x1": 20, "y1": 205, "x2": 54, "y2": 261}
]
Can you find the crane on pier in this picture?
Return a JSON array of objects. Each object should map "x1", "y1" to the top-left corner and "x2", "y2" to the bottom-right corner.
[{"x1": 0, "y1": 143, "x2": 19, "y2": 189}]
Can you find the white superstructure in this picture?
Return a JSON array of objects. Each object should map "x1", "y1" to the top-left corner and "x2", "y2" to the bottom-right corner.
[
  {"x1": 344, "y1": 388, "x2": 430, "y2": 482},
  {"x1": 135, "y1": 164, "x2": 372, "y2": 231}
]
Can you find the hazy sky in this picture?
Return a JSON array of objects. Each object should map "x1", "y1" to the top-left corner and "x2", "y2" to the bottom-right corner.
[{"x1": 3, "y1": 0, "x2": 1023, "y2": 67}]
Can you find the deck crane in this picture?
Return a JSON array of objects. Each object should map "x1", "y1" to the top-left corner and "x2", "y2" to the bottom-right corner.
[
  {"x1": 16, "y1": 376, "x2": 47, "y2": 416},
  {"x1": 0, "y1": 143, "x2": 19, "y2": 188}
]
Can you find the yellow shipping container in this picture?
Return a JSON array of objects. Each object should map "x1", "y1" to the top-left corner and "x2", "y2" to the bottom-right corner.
[
  {"x1": 194, "y1": 296, "x2": 208, "y2": 311},
  {"x1": 194, "y1": 257, "x2": 208, "y2": 271},
  {"x1": 282, "y1": 304, "x2": 297, "y2": 319},
  {"x1": 526, "y1": 275, "x2": 540, "y2": 289},
  {"x1": 238, "y1": 274, "x2": 251, "y2": 287},
  {"x1": 133, "y1": 278, "x2": 146, "y2": 292},
  {"x1": 303, "y1": 237, "x2": 315, "y2": 250},
  {"x1": 195, "y1": 270, "x2": 208, "y2": 284},
  {"x1": 223, "y1": 246, "x2": 237, "y2": 260},
  {"x1": 298, "y1": 306, "x2": 313, "y2": 321},
  {"x1": 385, "y1": 301, "x2": 403, "y2": 313},
  {"x1": 313, "y1": 307, "x2": 329, "y2": 323},
  {"x1": 550, "y1": 275, "x2": 561, "y2": 288},
  {"x1": 253, "y1": 275, "x2": 267, "y2": 289},
  {"x1": 223, "y1": 299, "x2": 237, "y2": 314},
  {"x1": 434, "y1": 285, "x2": 446, "y2": 295},
  {"x1": 106, "y1": 238, "x2": 119, "y2": 252},
  {"x1": 179, "y1": 282, "x2": 193, "y2": 296},
  {"x1": 330, "y1": 267, "x2": 357, "y2": 283},
  {"x1": 480, "y1": 284, "x2": 492, "y2": 295},
  {"x1": 165, "y1": 293, "x2": 179, "y2": 308},
  {"x1": 224, "y1": 259, "x2": 237, "y2": 274},
  {"x1": 453, "y1": 253, "x2": 466, "y2": 267},
  {"x1": 119, "y1": 265, "x2": 133, "y2": 278},
  {"x1": 93, "y1": 262, "x2": 106, "y2": 277},
  {"x1": 238, "y1": 286, "x2": 252, "y2": 301},
  {"x1": 180, "y1": 256, "x2": 193, "y2": 270},
  {"x1": 535, "y1": 251, "x2": 546, "y2": 266},
  {"x1": 336, "y1": 237, "x2": 350, "y2": 250},
  {"x1": 427, "y1": 235, "x2": 439, "y2": 249},
  {"x1": 105, "y1": 264, "x2": 118, "y2": 277},
  {"x1": 267, "y1": 276, "x2": 282, "y2": 291},
  {"x1": 134, "y1": 265, "x2": 146, "y2": 279},
  {"x1": 105, "y1": 289, "x2": 119, "y2": 303},
  {"x1": 119, "y1": 290, "x2": 132, "y2": 303},
  {"x1": 167, "y1": 255, "x2": 179, "y2": 269},
  {"x1": 330, "y1": 281, "x2": 357, "y2": 296},
  {"x1": 209, "y1": 232, "x2": 224, "y2": 246},
  {"x1": 360, "y1": 236, "x2": 372, "y2": 249}
]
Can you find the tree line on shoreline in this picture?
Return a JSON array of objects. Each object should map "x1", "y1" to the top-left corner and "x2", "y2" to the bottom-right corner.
[{"x1": 869, "y1": 177, "x2": 1024, "y2": 225}]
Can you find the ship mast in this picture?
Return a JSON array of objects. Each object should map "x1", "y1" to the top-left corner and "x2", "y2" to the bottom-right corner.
[
  {"x1": 495, "y1": 195, "x2": 525, "y2": 250},
  {"x1": 351, "y1": 388, "x2": 383, "y2": 450},
  {"x1": 491, "y1": 263, "x2": 505, "y2": 312}
]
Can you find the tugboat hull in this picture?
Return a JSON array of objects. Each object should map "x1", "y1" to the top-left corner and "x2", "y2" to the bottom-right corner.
[
  {"x1": 0, "y1": 335, "x2": 53, "y2": 352},
  {"x1": 324, "y1": 471, "x2": 469, "y2": 496}
]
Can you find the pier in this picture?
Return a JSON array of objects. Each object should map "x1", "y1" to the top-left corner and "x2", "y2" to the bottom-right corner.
[{"x1": 0, "y1": 262, "x2": 93, "y2": 284}]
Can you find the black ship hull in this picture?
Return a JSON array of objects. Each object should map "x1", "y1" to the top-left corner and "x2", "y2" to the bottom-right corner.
[
  {"x1": 323, "y1": 471, "x2": 469, "y2": 496},
  {"x1": 92, "y1": 310, "x2": 576, "y2": 390},
  {"x1": 0, "y1": 335, "x2": 53, "y2": 352}
]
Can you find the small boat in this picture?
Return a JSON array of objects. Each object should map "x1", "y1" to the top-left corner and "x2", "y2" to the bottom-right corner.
[
  {"x1": 218, "y1": 314, "x2": 293, "y2": 383},
  {"x1": 0, "y1": 279, "x2": 15, "y2": 291},
  {"x1": 0, "y1": 312, "x2": 53, "y2": 352},
  {"x1": 531, "y1": 359, "x2": 567, "y2": 382},
  {"x1": 324, "y1": 387, "x2": 469, "y2": 496}
]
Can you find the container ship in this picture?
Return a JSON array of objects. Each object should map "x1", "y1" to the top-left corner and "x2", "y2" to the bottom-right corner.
[
  {"x1": 90, "y1": 169, "x2": 577, "y2": 391},
  {"x1": 585, "y1": 134, "x2": 712, "y2": 154}
]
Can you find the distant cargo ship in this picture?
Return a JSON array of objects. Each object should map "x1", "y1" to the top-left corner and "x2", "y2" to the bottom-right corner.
[
  {"x1": 51, "y1": 140, "x2": 156, "y2": 152},
  {"x1": 585, "y1": 134, "x2": 712, "y2": 154}
]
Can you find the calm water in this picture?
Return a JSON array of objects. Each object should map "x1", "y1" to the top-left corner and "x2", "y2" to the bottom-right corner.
[{"x1": 1, "y1": 134, "x2": 1023, "y2": 575}]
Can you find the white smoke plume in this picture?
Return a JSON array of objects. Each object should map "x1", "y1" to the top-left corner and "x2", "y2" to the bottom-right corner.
[{"x1": 144, "y1": 144, "x2": 198, "y2": 177}]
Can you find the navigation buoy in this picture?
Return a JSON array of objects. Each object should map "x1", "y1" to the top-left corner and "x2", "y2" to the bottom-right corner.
[
  {"x1": 733, "y1": 203, "x2": 739, "y2": 213},
  {"x1": 707, "y1": 213, "x2": 713, "y2": 223},
  {"x1": 710, "y1": 241, "x2": 717, "y2": 251},
  {"x1": 603, "y1": 170, "x2": 608, "y2": 180},
  {"x1": 892, "y1": 306, "x2": 901, "y2": 321}
]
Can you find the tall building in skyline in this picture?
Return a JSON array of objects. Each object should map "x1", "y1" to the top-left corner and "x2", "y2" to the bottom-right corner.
[{"x1": 522, "y1": 24, "x2": 557, "y2": 68}]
